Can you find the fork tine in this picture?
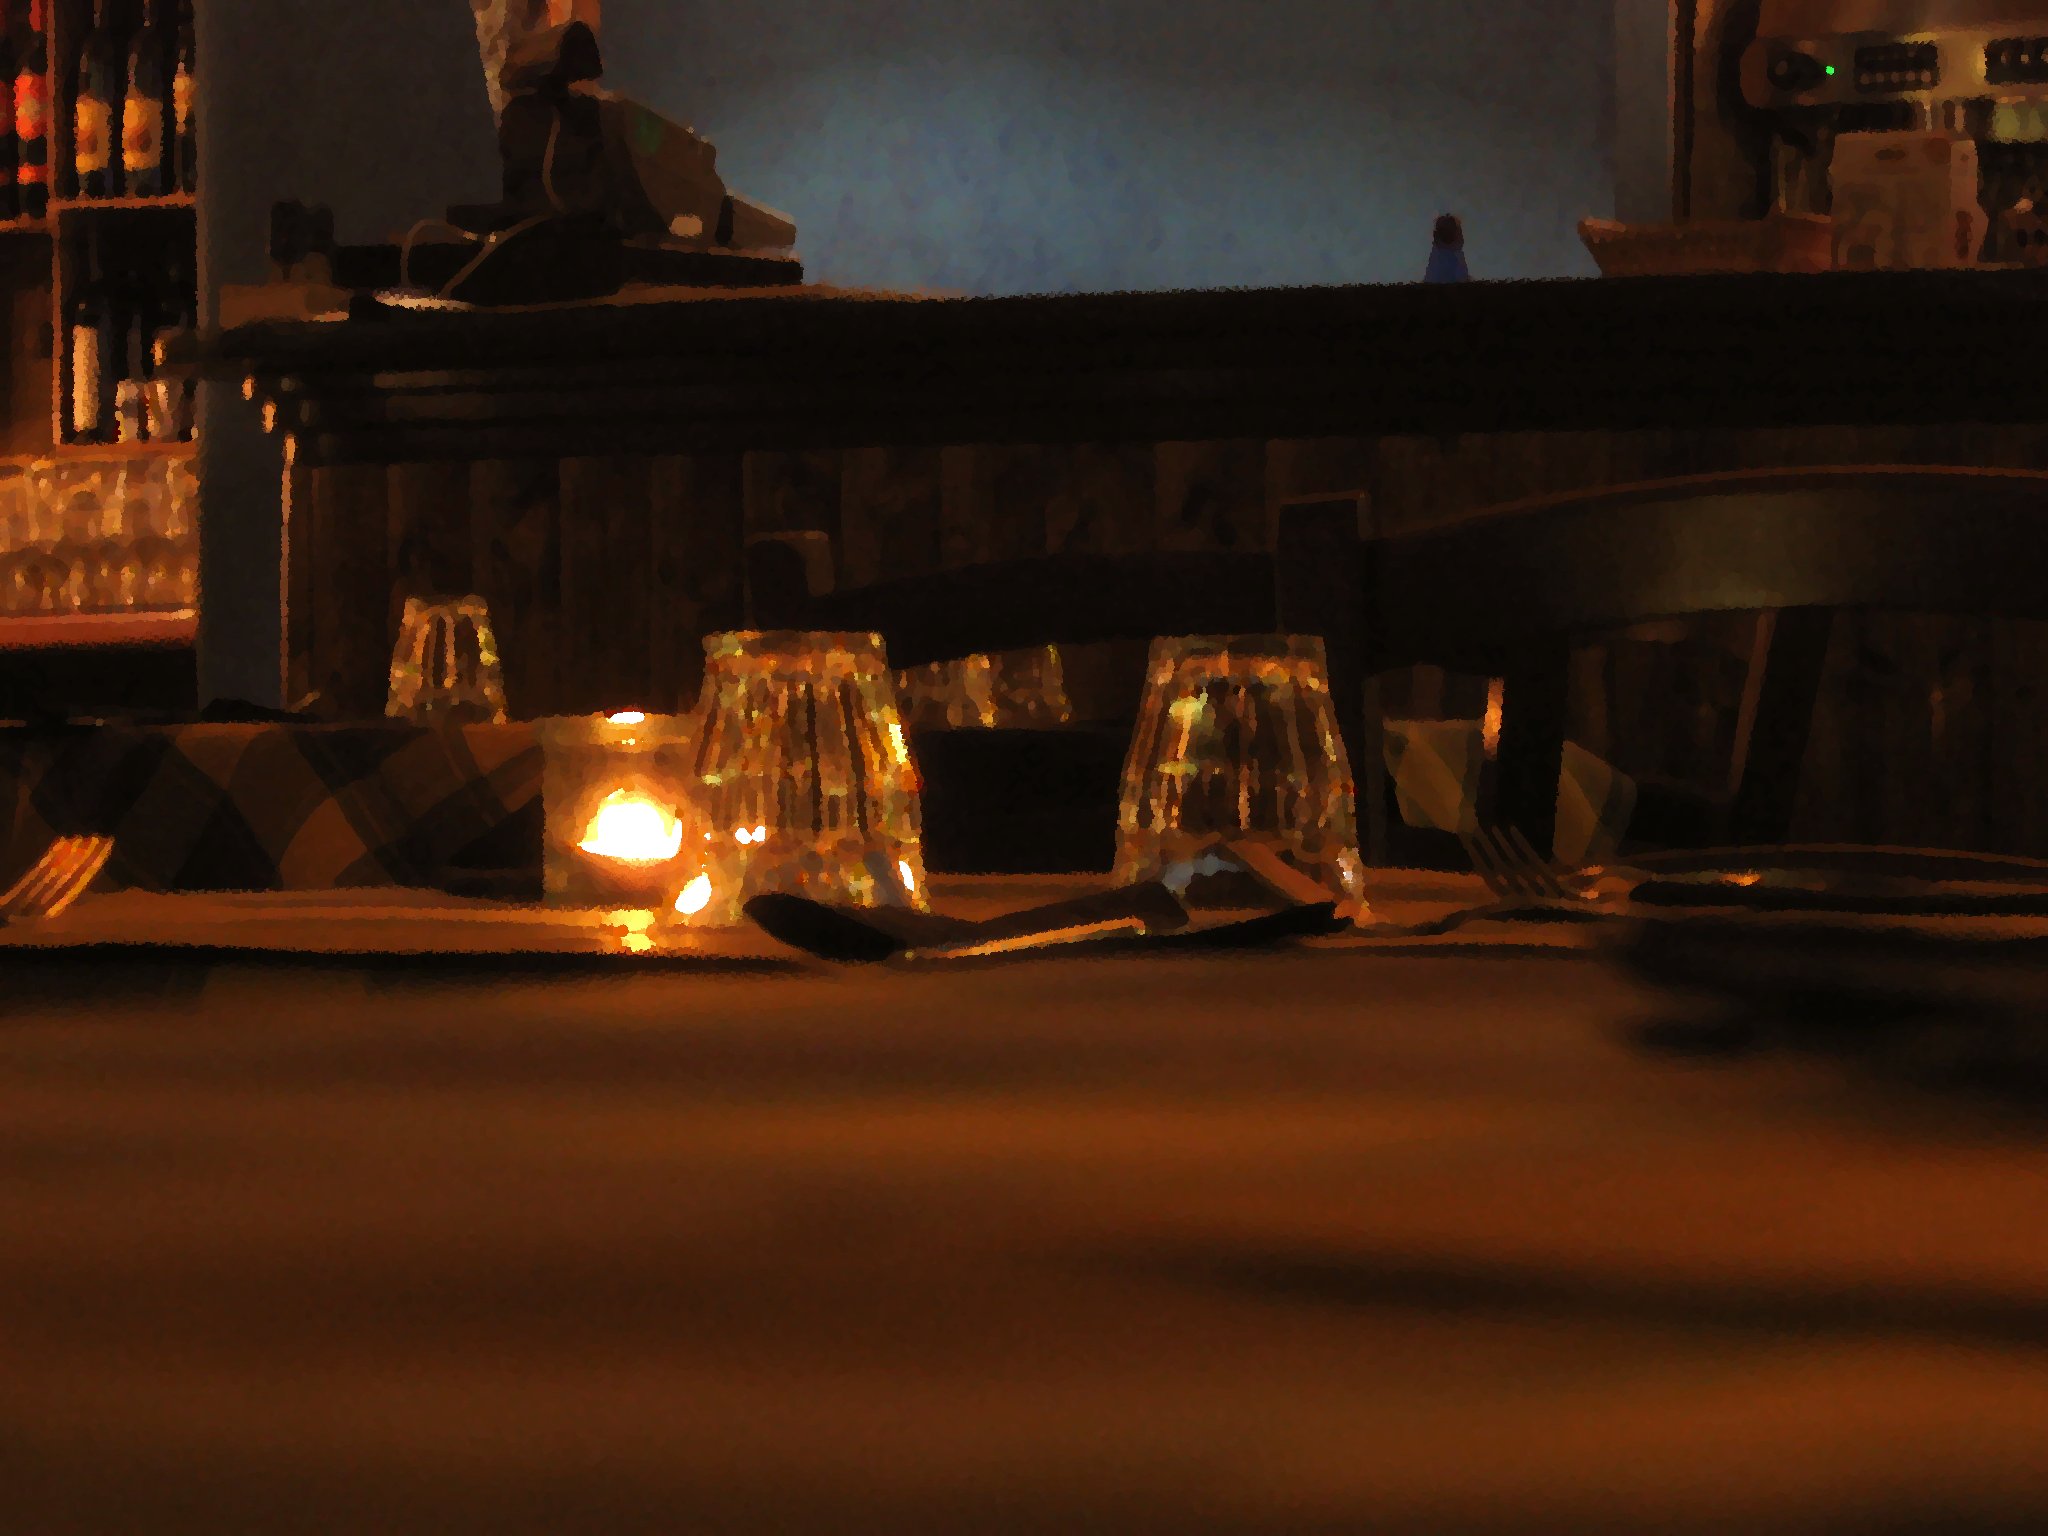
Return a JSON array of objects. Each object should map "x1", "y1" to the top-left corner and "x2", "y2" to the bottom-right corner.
[
  {"x1": 1488, "y1": 824, "x2": 1553, "y2": 901},
  {"x1": 1, "y1": 839, "x2": 83, "y2": 918},
  {"x1": 35, "y1": 836, "x2": 112, "y2": 920},
  {"x1": 1463, "y1": 825, "x2": 1534, "y2": 901},
  {"x1": 1456, "y1": 829, "x2": 1504, "y2": 898},
  {"x1": 0, "y1": 836, "x2": 74, "y2": 910},
  {"x1": 1503, "y1": 825, "x2": 1571, "y2": 901},
  {"x1": 2, "y1": 836, "x2": 104, "y2": 922}
]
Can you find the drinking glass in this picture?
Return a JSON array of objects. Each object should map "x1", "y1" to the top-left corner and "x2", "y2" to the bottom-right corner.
[
  {"x1": 679, "y1": 630, "x2": 927, "y2": 926},
  {"x1": 1116, "y1": 634, "x2": 1364, "y2": 913},
  {"x1": 386, "y1": 594, "x2": 510, "y2": 724}
]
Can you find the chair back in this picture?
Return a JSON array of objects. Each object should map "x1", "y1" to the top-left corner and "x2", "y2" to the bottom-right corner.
[{"x1": 1277, "y1": 466, "x2": 2048, "y2": 862}]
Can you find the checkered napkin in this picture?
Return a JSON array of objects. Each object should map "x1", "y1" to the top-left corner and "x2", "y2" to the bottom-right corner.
[
  {"x1": 0, "y1": 722, "x2": 542, "y2": 892},
  {"x1": 1382, "y1": 718, "x2": 1639, "y2": 868}
]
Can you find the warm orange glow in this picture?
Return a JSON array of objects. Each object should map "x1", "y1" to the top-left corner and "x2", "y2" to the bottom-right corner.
[
  {"x1": 608, "y1": 710, "x2": 647, "y2": 725},
  {"x1": 674, "y1": 873, "x2": 714, "y2": 915},
  {"x1": 1482, "y1": 678, "x2": 1504, "y2": 760},
  {"x1": 578, "y1": 791, "x2": 684, "y2": 863}
]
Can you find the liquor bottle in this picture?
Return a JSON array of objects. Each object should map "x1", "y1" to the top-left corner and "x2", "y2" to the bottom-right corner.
[
  {"x1": 121, "y1": 0, "x2": 164, "y2": 198},
  {"x1": 0, "y1": 10, "x2": 17, "y2": 221},
  {"x1": 171, "y1": 0, "x2": 192, "y2": 194},
  {"x1": 73, "y1": 0, "x2": 116, "y2": 198},
  {"x1": 1424, "y1": 214, "x2": 1470, "y2": 283},
  {"x1": 13, "y1": 0, "x2": 44, "y2": 218}
]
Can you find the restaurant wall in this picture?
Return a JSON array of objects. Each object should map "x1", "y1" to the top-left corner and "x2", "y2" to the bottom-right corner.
[{"x1": 601, "y1": 0, "x2": 1619, "y2": 293}]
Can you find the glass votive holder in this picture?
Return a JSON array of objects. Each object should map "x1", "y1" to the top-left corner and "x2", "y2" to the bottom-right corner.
[
  {"x1": 537, "y1": 711, "x2": 699, "y2": 909},
  {"x1": 678, "y1": 630, "x2": 928, "y2": 927},
  {"x1": 1116, "y1": 634, "x2": 1365, "y2": 915},
  {"x1": 387, "y1": 594, "x2": 509, "y2": 725}
]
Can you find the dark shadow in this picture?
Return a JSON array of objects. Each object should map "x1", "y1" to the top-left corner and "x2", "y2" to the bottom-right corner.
[{"x1": 1146, "y1": 1244, "x2": 2048, "y2": 1355}]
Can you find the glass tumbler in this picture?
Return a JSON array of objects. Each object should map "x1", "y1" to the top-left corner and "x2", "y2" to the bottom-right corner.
[
  {"x1": 1116, "y1": 634, "x2": 1364, "y2": 914},
  {"x1": 680, "y1": 630, "x2": 927, "y2": 926},
  {"x1": 386, "y1": 594, "x2": 510, "y2": 725}
]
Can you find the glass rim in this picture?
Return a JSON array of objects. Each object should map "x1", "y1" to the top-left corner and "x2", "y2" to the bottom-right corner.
[
  {"x1": 704, "y1": 629, "x2": 891, "y2": 661},
  {"x1": 535, "y1": 710, "x2": 695, "y2": 743},
  {"x1": 1146, "y1": 633, "x2": 1329, "y2": 662}
]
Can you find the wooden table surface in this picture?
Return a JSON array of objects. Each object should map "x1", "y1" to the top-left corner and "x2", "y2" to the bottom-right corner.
[{"x1": 4, "y1": 899, "x2": 2046, "y2": 1532}]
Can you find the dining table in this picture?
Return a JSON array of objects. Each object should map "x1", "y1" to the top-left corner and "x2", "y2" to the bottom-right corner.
[{"x1": 4, "y1": 871, "x2": 2046, "y2": 1533}]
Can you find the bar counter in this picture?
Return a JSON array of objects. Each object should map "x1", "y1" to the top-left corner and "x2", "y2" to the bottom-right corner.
[{"x1": 210, "y1": 269, "x2": 2048, "y2": 461}]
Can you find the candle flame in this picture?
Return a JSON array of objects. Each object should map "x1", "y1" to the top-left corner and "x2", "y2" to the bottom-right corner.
[
  {"x1": 578, "y1": 791, "x2": 684, "y2": 864},
  {"x1": 675, "y1": 873, "x2": 714, "y2": 915},
  {"x1": 898, "y1": 859, "x2": 917, "y2": 893},
  {"x1": 608, "y1": 711, "x2": 647, "y2": 725}
]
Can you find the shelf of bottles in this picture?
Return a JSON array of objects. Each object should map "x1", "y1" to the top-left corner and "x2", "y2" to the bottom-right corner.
[
  {"x1": 0, "y1": 0, "x2": 200, "y2": 637},
  {"x1": 0, "y1": 451, "x2": 197, "y2": 621}
]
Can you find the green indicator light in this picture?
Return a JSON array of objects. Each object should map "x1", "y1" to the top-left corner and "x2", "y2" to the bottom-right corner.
[{"x1": 1825, "y1": 64, "x2": 1836, "y2": 75}]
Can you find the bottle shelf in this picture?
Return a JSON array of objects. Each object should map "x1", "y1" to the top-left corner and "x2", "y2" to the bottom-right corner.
[
  {"x1": 51, "y1": 439, "x2": 196, "y2": 459},
  {"x1": 53, "y1": 194, "x2": 195, "y2": 214},
  {"x1": 0, "y1": 608, "x2": 195, "y2": 649}
]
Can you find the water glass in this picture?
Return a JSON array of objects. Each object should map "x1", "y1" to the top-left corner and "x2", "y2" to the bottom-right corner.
[
  {"x1": 1117, "y1": 634, "x2": 1364, "y2": 913},
  {"x1": 386, "y1": 594, "x2": 510, "y2": 725},
  {"x1": 680, "y1": 630, "x2": 927, "y2": 926}
]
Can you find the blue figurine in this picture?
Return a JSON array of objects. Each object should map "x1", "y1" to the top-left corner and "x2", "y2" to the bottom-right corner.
[{"x1": 1425, "y1": 214, "x2": 1469, "y2": 283}]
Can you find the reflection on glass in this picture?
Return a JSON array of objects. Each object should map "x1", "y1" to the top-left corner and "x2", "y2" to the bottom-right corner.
[
  {"x1": 387, "y1": 594, "x2": 510, "y2": 724},
  {"x1": 1116, "y1": 634, "x2": 1364, "y2": 914},
  {"x1": 896, "y1": 646, "x2": 1074, "y2": 730},
  {"x1": 0, "y1": 458, "x2": 199, "y2": 618},
  {"x1": 680, "y1": 630, "x2": 927, "y2": 927}
]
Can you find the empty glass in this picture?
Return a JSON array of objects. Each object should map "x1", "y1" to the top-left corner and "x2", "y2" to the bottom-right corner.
[
  {"x1": 386, "y1": 594, "x2": 510, "y2": 724},
  {"x1": 1117, "y1": 634, "x2": 1364, "y2": 914},
  {"x1": 679, "y1": 630, "x2": 927, "y2": 926}
]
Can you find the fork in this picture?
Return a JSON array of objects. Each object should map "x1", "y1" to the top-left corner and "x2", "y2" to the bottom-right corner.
[
  {"x1": 1458, "y1": 823, "x2": 1595, "y2": 907},
  {"x1": 0, "y1": 835, "x2": 116, "y2": 925}
]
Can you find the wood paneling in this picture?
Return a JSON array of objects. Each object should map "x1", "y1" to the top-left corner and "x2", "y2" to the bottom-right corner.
[
  {"x1": 649, "y1": 451, "x2": 745, "y2": 715},
  {"x1": 557, "y1": 456, "x2": 654, "y2": 715},
  {"x1": 470, "y1": 458, "x2": 560, "y2": 720},
  {"x1": 308, "y1": 463, "x2": 391, "y2": 718}
]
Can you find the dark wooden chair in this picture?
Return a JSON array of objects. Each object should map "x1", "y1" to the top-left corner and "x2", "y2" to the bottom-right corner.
[
  {"x1": 1277, "y1": 466, "x2": 2048, "y2": 865},
  {"x1": 745, "y1": 538, "x2": 1278, "y2": 872}
]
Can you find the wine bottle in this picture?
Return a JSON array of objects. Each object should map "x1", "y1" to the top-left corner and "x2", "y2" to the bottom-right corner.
[
  {"x1": 14, "y1": 0, "x2": 44, "y2": 218},
  {"x1": 73, "y1": 0, "x2": 116, "y2": 198},
  {"x1": 68, "y1": 247, "x2": 105, "y2": 441},
  {"x1": 171, "y1": 0, "x2": 192, "y2": 194},
  {"x1": 122, "y1": 0, "x2": 163, "y2": 198},
  {"x1": 0, "y1": 10, "x2": 18, "y2": 222}
]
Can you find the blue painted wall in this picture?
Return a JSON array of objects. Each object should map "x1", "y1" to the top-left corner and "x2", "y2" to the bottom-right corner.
[{"x1": 603, "y1": 0, "x2": 1617, "y2": 294}]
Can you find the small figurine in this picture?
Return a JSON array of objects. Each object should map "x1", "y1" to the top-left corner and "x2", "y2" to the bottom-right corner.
[{"x1": 1425, "y1": 214, "x2": 1470, "y2": 283}]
